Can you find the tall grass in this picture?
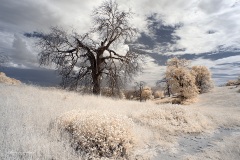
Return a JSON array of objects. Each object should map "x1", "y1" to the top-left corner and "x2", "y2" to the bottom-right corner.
[{"x1": 1, "y1": 84, "x2": 240, "y2": 159}]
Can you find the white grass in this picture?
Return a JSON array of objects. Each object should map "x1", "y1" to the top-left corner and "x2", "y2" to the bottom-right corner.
[
  {"x1": 1, "y1": 83, "x2": 240, "y2": 159},
  {"x1": 184, "y1": 133, "x2": 240, "y2": 160}
]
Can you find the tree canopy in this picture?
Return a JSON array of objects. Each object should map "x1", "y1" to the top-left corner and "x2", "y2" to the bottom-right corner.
[{"x1": 37, "y1": 0, "x2": 141, "y2": 95}]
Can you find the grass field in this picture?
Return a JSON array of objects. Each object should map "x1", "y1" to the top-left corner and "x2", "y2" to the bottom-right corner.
[{"x1": 0, "y1": 83, "x2": 240, "y2": 159}]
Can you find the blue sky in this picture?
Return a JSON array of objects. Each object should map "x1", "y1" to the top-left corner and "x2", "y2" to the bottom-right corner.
[{"x1": 0, "y1": 0, "x2": 240, "y2": 86}]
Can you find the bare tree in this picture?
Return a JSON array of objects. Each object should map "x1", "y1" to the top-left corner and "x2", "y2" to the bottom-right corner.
[
  {"x1": 37, "y1": 0, "x2": 141, "y2": 95},
  {"x1": 134, "y1": 81, "x2": 146, "y2": 102},
  {"x1": 156, "y1": 78, "x2": 171, "y2": 97}
]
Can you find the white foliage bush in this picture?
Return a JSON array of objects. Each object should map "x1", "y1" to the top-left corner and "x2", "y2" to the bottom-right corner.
[
  {"x1": 56, "y1": 111, "x2": 136, "y2": 159},
  {"x1": 165, "y1": 57, "x2": 199, "y2": 102},
  {"x1": 166, "y1": 67, "x2": 199, "y2": 100},
  {"x1": 191, "y1": 65, "x2": 214, "y2": 93},
  {"x1": 153, "y1": 90, "x2": 164, "y2": 99},
  {"x1": 141, "y1": 86, "x2": 153, "y2": 100}
]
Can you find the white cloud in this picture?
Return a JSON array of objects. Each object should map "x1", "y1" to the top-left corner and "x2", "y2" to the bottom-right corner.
[
  {"x1": 191, "y1": 58, "x2": 216, "y2": 68},
  {"x1": 215, "y1": 55, "x2": 240, "y2": 64},
  {"x1": 133, "y1": 56, "x2": 165, "y2": 86},
  {"x1": 0, "y1": 0, "x2": 239, "y2": 85},
  {"x1": 1, "y1": 34, "x2": 38, "y2": 69},
  {"x1": 172, "y1": 0, "x2": 240, "y2": 54}
]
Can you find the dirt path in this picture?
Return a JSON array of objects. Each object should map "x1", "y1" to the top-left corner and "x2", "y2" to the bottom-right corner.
[
  {"x1": 154, "y1": 86, "x2": 240, "y2": 159},
  {"x1": 154, "y1": 127, "x2": 240, "y2": 159}
]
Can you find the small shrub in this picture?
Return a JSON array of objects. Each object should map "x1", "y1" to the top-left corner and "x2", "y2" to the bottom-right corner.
[
  {"x1": 172, "y1": 98, "x2": 182, "y2": 104},
  {"x1": 56, "y1": 111, "x2": 136, "y2": 159},
  {"x1": 226, "y1": 79, "x2": 240, "y2": 86},
  {"x1": 124, "y1": 90, "x2": 135, "y2": 100},
  {"x1": 141, "y1": 86, "x2": 153, "y2": 100},
  {"x1": 101, "y1": 88, "x2": 125, "y2": 99},
  {"x1": 226, "y1": 80, "x2": 236, "y2": 86},
  {"x1": 153, "y1": 90, "x2": 164, "y2": 99}
]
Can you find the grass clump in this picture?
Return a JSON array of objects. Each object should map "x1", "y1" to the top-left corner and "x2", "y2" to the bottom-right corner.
[{"x1": 131, "y1": 106, "x2": 212, "y2": 135}]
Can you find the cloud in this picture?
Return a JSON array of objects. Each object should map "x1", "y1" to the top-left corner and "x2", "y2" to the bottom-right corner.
[
  {"x1": 0, "y1": 0, "x2": 239, "y2": 85},
  {"x1": 133, "y1": 56, "x2": 165, "y2": 86},
  {"x1": 1, "y1": 0, "x2": 240, "y2": 54},
  {"x1": 171, "y1": 0, "x2": 240, "y2": 54},
  {"x1": 198, "y1": 0, "x2": 225, "y2": 14},
  {"x1": 0, "y1": 0, "x2": 62, "y2": 32},
  {"x1": 1, "y1": 34, "x2": 38, "y2": 68},
  {"x1": 123, "y1": 0, "x2": 240, "y2": 54}
]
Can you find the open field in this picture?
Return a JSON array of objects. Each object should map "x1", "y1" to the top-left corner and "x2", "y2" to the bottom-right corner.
[{"x1": 0, "y1": 83, "x2": 240, "y2": 159}]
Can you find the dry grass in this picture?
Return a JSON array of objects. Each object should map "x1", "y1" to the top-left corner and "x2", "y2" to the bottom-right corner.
[
  {"x1": 0, "y1": 72, "x2": 21, "y2": 85},
  {"x1": 184, "y1": 134, "x2": 240, "y2": 160},
  {"x1": 131, "y1": 106, "x2": 212, "y2": 135},
  {"x1": 1, "y1": 84, "x2": 240, "y2": 159}
]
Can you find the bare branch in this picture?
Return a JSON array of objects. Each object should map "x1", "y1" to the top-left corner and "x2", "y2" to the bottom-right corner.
[{"x1": 36, "y1": 0, "x2": 141, "y2": 96}]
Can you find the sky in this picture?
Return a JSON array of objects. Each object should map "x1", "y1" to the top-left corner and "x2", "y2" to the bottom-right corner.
[{"x1": 0, "y1": 0, "x2": 240, "y2": 86}]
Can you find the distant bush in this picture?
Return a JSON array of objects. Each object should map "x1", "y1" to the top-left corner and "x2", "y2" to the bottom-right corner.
[
  {"x1": 141, "y1": 86, "x2": 153, "y2": 101},
  {"x1": 124, "y1": 86, "x2": 154, "y2": 101},
  {"x1": 56, "y1": 111, "x2": 135, "y2": 159},
  {"x1": 226, "y1": 80, "x2": 235, "y2": 86},
  {"x1": 124, "y1": 90, "x2": 136, "y2": 100},
  {"x1": 191, "y1": 66, "x2": 214, "y2": 93},
  {"x1": 153, "y1": 90, "x2": 164, "y2": 99},
  {"x1": 101, "y1": 87, "x2": 125, "y2": 99},
  {"x1": 226, "y1": 79, "x2": 240, "y2": 86}
]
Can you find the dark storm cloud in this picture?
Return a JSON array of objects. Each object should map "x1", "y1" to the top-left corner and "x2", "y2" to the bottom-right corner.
[
  {"x1": 0, "y1": 67, "x2": 61, "y2": 87},
  {"x1": 135, "y1": 15, "x2": 183, "y2": 53},
  {"x1": 1, "y1": 34, "x2": 38, "y2": 68},
  {"x1": 24, "y1": 32, "x2": 45, "y2": 38},
  {"x1": 0, "y1": 0, "x2": 62, "y2": 32}
]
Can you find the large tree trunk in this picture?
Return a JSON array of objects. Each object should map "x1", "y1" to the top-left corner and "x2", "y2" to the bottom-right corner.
[
  {"x1": 92, "y1": 52, "x2": 103, "y2": 95},
  {"x1": 93, "y1": 73, "x2": 101, "y2": 95}
]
